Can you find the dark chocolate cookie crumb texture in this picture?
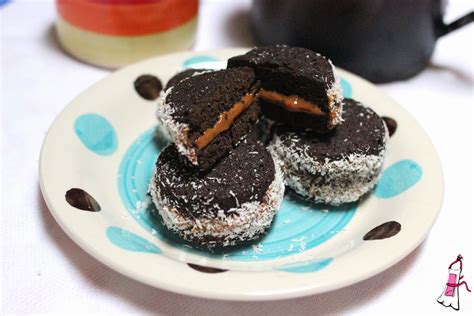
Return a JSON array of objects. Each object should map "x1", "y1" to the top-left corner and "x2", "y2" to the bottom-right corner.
[
  {"x1": 149, "y1": 138, "x2": 285, "y2": 248},
  {"x1": 228, "y1": 45, "x2": 343, "y2": 133},
  {"x1": 157, "y1": 67, "x2": 261, "y2": 170},
  {"x1": 270, "y1": 98, "x2": 388, "y2": 205},
  {"x1": 165, "y1": 68, "x2": 208, "y2": 91},
  {"x1": 134, "y1": 75, "x2": 162, "y2": 100}
]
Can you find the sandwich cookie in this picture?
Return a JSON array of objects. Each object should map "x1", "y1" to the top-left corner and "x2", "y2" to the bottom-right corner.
[
  {"x1": 149, "y1": 138, "x2": 285, "y2": 248},
  {"x1": 228, "y1": 45, "x2": 343, "y2": 133},
  {"x1": 157, "y1": 67, "x2": 261, "y2": 169},
  {"x1": 270, "y1": 99, "x2": 388, "y2": 205}
]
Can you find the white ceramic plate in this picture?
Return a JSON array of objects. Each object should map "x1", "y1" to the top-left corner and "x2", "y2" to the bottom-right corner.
[{"x1": 39, "y1": 48, "x2": 443, "y2": 301}]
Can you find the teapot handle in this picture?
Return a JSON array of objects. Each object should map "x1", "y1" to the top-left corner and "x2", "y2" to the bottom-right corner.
[{"x1": 437, "y1": 11, "x2": 474, "y2": 37}]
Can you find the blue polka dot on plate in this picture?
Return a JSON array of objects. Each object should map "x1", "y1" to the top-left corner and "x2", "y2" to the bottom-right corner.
[
  {"x1": 339, "y1": 78, "x2": 352, "y2": 98},
  {"x1": 106, "y1": 226, "x2": 161, "y2": 254},
  {"x1": 74, "y1": 114, "x2": 118, "y2": 155},
  {"x1": 277, "y1": 258, "x2": 333, "y2": 273},
  {"x1": 374, "y1": 160, "x2": 422, "y2": 199},
  {"x1": 182, "y1": 55, "x2": 220, "y2": 68}
]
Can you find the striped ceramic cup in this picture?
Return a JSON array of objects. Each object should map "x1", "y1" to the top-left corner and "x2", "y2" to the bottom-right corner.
[{"x1": 56, "y1": 0, "x2": 198, "y2": 68}]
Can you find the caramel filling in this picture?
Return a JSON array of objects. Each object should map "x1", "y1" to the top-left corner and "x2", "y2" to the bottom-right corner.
[
  {"x1": 258, "y1": 90, "x2": 324, "y2": 116},
  {"x1": 193, "y1": 90, "x2": 324, "y2": 150},
  {"x1": 194, "y1": 93, "x2": 255, "y2": 149}
]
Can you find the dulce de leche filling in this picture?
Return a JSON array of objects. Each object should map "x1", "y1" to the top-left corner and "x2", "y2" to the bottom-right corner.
[
  {"x1": 258, "y1": 90, "x2": 324, "y2": 116},
  {"x1": 194, "y1": 93, "x2": 255, "y2": 149},
  {"x1": 193, "y1": 90, "x2": 325, "y2": 150}
]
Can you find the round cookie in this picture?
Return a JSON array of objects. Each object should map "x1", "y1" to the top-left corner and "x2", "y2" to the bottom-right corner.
[
  {"x1": 269, "y1": 99, "x2": 388, "y2": 205},
  {"x1": 149, "y1": 138, "x2": 285, "y2": 248},
  {"x1": 228, "y1": 45, "x2": 343, "y2": 133},
  {"x1": 157, "y1": 67, "x2": 261, "y2": 170}
]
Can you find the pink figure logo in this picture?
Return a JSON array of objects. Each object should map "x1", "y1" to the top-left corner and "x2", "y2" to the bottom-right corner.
[{"x1": 437, "y1": 255, "x2": 471, "y2": 311}]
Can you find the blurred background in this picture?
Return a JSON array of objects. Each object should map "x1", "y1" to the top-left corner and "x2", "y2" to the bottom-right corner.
[
  {"x1": 1, "y1": 0, "x2": 473, "y2": 314},
  {"x1": 4, "y1": 0, "x2": 474, "y2": 81}
]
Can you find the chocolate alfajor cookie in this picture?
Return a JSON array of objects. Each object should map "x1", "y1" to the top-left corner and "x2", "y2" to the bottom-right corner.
[
  {"x1": 228, "y1": 45, "x2": 343, "y2": 133},
  {"x1": 270, "y1": 99, "x2": 388, "y2": 205},
  {"x1": 149, "y1": 138, "x2": 285, "y2": 248},
  {"x1": 157, "y1": 67, "x2": 261, "y2": 169}
]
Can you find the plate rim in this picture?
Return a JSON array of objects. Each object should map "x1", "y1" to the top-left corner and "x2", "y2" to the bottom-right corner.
[{"x1": 39, "y1": 48, "x2": 444, "y2": 301}]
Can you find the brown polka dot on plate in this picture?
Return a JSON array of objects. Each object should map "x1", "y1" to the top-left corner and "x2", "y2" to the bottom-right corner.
[
  {"x1": 65, "y1": 188, "x2": 101, "y2": 212},
  {"x1": 134, "y1": 75, "x2": 162, "y2": 100},
  {"x1": 363, "y1": 221, "x2": 401, "y2": 240},
  {"x1": 187, "y1": 263, "x2": 228, "y2": 273},
  {"x1": 382, "y1": 116, "x2": 397, "y2": 137}
]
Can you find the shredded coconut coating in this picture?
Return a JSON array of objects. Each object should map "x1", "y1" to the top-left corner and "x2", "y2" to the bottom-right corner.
[
  {"x1": 325, "y1": 59, "x2": 343, "y2": 129},
  {"x1": 156, "y1": 88, "x2": 198, "y2": 165},
  {"x1": 269, "y1": 121, "x2": 388, "y2": 206},
  {"x1": 149, "y1": 155, "x2": 285, "y2": 248},
  {"x1": 326, "y1": 78, "x2": 343, "y2": 129}
]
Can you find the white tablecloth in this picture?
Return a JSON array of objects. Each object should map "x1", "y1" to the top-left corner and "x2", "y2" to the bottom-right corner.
[{"x1": 2, "y1": 0, "x2": 473, "y2": 314}]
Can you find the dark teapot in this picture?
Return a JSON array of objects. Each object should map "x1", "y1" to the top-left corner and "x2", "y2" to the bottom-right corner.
[{"x1": 251, "y1": 0, "x2": 474, "y2": 82}]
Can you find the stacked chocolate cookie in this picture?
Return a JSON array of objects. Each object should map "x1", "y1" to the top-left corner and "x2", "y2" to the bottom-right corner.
[{"x1": 151, "y1": 45, "x2": 388, "y2": 248}]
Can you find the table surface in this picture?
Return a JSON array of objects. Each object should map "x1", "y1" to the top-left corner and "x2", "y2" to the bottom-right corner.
[{"x1": 2, "y1": 0, "x2": 473, "y2": 314}]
